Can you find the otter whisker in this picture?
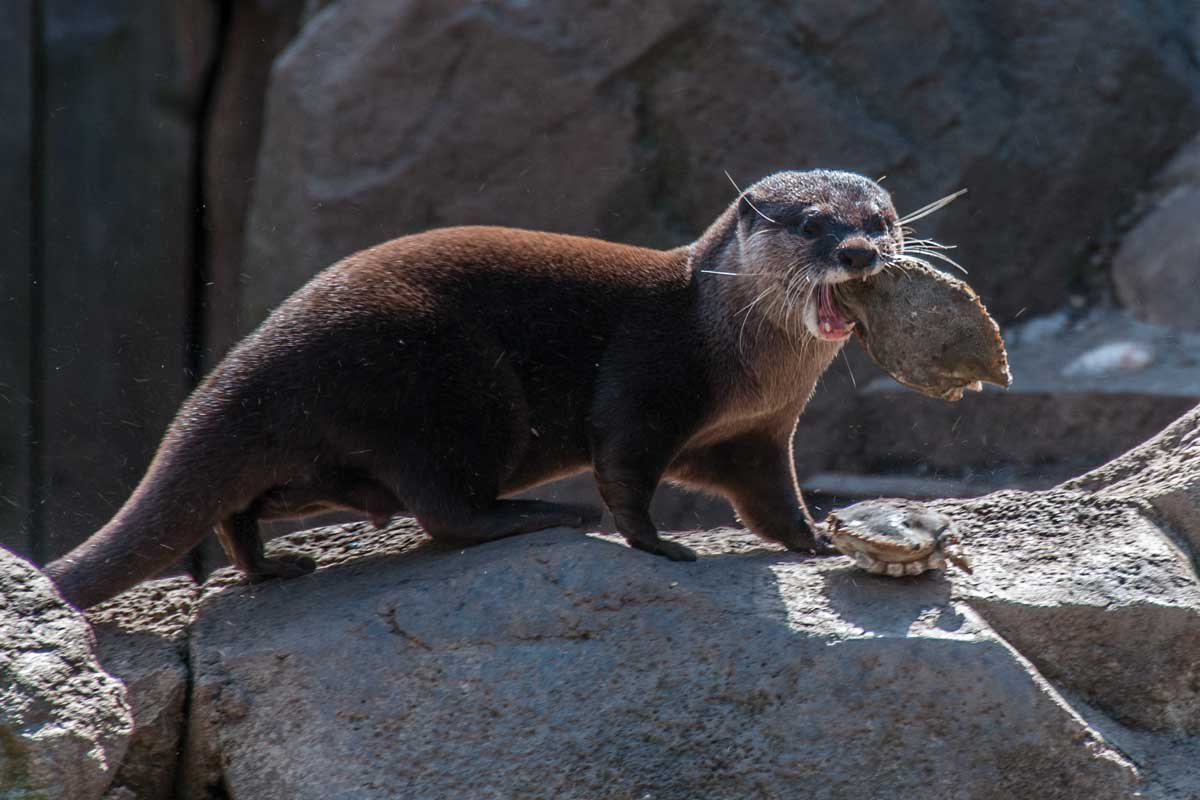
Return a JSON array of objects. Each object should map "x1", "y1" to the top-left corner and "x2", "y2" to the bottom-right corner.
[
  {"x1": 701, "y1": 270, "x2": 770, "y2": 277},
  {"x1": 725, "y1": 170, "x2": 780, "y2": 225},
  {"x1": 841, "y1": 349, "x2": 857, "y2": 388},
  {"x1": 903, "y1": 247, "x2": 967, "y2": 274},
  {"x1": 903, "y1": 238, "x2": 957, "y2": 251},
  {"x1": 736, "y1": 284, "x2": 778, "y2": 356},
  {"x1": 897, "y1": 188, "x2": 968, "y2": 225}
]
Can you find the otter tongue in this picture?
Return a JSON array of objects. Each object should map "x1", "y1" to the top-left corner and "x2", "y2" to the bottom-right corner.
[{"x1": 818, "y1": 285, "x2": 851, "y2": 335}]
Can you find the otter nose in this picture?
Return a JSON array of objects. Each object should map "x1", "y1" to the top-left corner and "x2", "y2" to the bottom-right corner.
[{"x1": 837, "y1": 246, "x2": 877, "y2": 272}]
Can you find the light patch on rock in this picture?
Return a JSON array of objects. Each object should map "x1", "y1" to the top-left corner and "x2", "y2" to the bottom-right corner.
[{"x1": 1063, "y1": 341, "x2": 1155, "y2": 377}]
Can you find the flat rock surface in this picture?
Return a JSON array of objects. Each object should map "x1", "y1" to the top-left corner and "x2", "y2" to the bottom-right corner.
[{"x1": 0, "y1": 546, "x2": 131, "y2": 800}]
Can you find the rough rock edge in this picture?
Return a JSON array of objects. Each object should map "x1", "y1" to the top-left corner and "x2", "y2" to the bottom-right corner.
[
  {"x1": 89, "y1": 576, "x2": 199, "y2": 800},
  {"x1": 0, "y1": 547, "x2": 132, "y2": 799}
]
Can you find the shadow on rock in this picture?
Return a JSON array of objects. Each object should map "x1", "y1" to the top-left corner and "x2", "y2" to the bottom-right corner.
[{"x1": 819, "y1": 566, "x2": 962, "y2": 636}]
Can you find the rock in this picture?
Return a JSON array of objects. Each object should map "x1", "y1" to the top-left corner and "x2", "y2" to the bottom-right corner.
[
  {"x1": 936, "y1": 407, "x2": 1200, "y2": 735},
  {"x1": 180, "y1": 521, "x2": 1139, "y2": 798},
  {"x1": 0, "y1": 546, "x2": 131, "y2": 800},
  {"x1": 1064, "y1": 404, "x2": 1200, "y2": 555},
  {"x1": 244, "y1": 0, "x2": 1200, "y2": 332},
  {"x1": 1062, "y1": 341, "x2": 1155, "y2": 377},
  {"x1": 1112, "y1": 182, "x2": 1200, "y2": 330},
  {"x1": 89, "y1": 577, "x2": 198, "y2": 800},
  {"x1": 937, "y1": 491, "x2": 1200, "y2": 734}
]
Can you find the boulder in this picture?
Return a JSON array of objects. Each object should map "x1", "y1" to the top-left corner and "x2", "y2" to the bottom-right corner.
[
  {"x1": 938, "y1": 490, "x2": 1200, "y2": 733},
  {"x1": 89, "y1": 577, "x2": 198, "y2": 800},
  {"x1": 1113, "y1": 132, "x2": 1200, "y2": 330},
  {"x1": 179, "y1": 522, "x2": 1140, "y2": 798},
  {"x1": 0, "y1": 546, "x2": 131, "y2": 800},
  {"x1": 243, "y1": 0, "x2": 1200, "y2": 333},
  {"x1": 1064, "y1": 403, "x2": 1200, "y2": 554}
]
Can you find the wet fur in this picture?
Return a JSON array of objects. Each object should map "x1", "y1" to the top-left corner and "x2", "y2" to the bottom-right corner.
[{"x1": 45, "y1": 170, "x2": 901, "y2": 609}]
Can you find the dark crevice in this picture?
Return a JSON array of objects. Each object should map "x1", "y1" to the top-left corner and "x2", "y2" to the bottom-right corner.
[
  {"x1": 169, "y1": 633, "x2": 199, "y2": 800},
  {"x1": 28, "y1": 0, "x2": 46, "y2": 565},
  {"x1": 184, "y1": 0, "x2": 233, "y2": 584},
  {"x1": 188, "y1": 0, "x2": 233, "y2": 386}
]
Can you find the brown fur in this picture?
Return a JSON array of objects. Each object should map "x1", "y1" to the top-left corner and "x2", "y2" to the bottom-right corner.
[{"x1": 44, "y1": 170, "x2": 900, "y2": 608}]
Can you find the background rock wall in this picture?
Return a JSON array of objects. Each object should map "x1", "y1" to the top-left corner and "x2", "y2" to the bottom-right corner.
[{"x1": 3, "y1": 0, "x2": 1200, "y2": 564}]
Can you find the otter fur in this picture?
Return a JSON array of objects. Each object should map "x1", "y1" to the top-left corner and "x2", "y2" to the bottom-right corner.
[{"x1": 44, "y1": 170, "x2": 903, "y2": 609}]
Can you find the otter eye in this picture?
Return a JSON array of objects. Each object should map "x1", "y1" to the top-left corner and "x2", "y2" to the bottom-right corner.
[
  {"x1": 867, "y1": 216, "x2": 887, "y2": 233},
  {"x1": 794, "y1": 217, "x2": 822, "y2": 238}
]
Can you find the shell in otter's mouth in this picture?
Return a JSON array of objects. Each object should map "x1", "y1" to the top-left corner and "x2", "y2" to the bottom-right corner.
[{"x1": 835, "y1": 259, "x2": 1012, "y2": 401}]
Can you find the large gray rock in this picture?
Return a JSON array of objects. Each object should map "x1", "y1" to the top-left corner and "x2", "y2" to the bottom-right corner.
[
  {"x1": 180, "y1": 522, "x2": 1139, "y2": 799},
  {"x1": 244, "y1": 0, "x2": 1200, "y2": 332},
  {"x1": 940, "y1": 491, "x2": 1200, "y2": 733},
  {"x1": 1065, "y1": 403, "x2": 1200, "y2": 554},
  {"x1": 0, "y1": 547, "x2": 131, "y2": 800},
  {"x1": 90, "y1": 577, "x2": 198, "y2": 800},
  {"x1": 1113, "y1": 132, "x2": 1200, "y2": 330}
]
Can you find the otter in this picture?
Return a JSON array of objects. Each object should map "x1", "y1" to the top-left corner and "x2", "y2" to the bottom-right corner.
[{"x1": 44, "y1": 169, "x2": 902, "y2": 609}]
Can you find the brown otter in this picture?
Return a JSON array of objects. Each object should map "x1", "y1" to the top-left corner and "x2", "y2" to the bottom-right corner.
[{"x1": 44, "y1": 169, "x2": 902, "y2": 609}]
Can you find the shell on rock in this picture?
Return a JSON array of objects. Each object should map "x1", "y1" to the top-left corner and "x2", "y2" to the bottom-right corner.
[
  {"x1": 836, "y1": 258, "x2": 1012, "y2": 401},
  {"x1": 825, "y1": 499, "x2": 972, "y2": 577}
]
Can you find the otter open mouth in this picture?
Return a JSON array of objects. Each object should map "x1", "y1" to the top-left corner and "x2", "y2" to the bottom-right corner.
[{"x1": 815, "y1": 284, "x2": 856, "y2": 341}]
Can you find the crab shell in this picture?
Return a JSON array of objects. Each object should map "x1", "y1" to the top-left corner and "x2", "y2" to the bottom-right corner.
[
  {"x1": 835, "y1": 258, "x2": 1012, "y2": 402},
  {"x1": 825, "y1": 499, "x2": 973, "y2": 577}
]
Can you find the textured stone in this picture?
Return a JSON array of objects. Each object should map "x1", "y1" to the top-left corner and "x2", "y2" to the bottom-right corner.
[
  {"x1": 1064, "y1": 404, "x2": 1200, "y2": 554},
  {"x1": 0, "y1": 546, "x2": 131, "y2": 799},
  {"x1": 1112, "y1": 184, "x2": 1200, "y2": 331},
  {"x1": 181, "y1": 521, "x2": 1138, "y2": 799},
  {"x1": 938, "y1": 490, "x2": 1200, "y2": 733},
  {"x1": 1114, "y1": 131, "x2": 1200, "y2": 330},
  {"x1": 90, "y1": 576, "x2": 198, "y2": 800}
]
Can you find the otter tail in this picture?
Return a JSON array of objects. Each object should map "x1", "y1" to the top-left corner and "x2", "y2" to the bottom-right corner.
[{"x1": 43, "y1": 436, "x2": 248, "y2": 610}]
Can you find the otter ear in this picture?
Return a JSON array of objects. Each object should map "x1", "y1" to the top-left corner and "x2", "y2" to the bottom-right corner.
[{"x1": 737, "y1": 194, "x2": 759, "y2": 235}]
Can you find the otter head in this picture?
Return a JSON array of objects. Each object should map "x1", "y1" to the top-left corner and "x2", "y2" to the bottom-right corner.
[{"x1": 734, "y1": 170, "x2": 901, "y2": 342}]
